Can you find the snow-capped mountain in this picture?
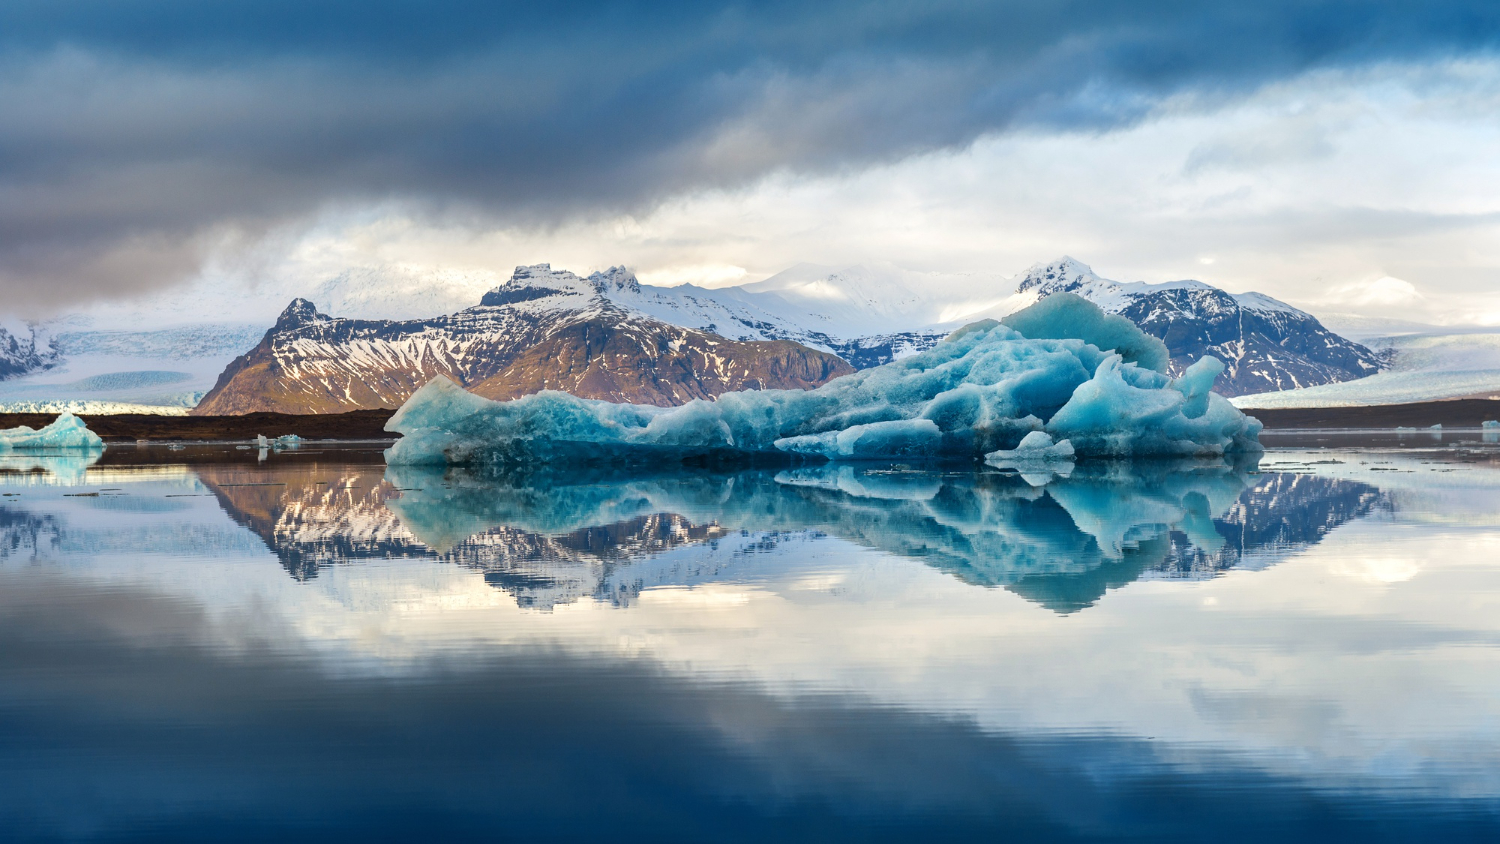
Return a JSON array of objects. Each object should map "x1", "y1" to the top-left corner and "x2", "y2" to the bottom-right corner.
[
  {"x1": 198, "y1": 258, "x2": 1385, "y2": 413},
  {"x1": 535, "y1": 264, "x2": 961, "y2": 368},
  {"x1": 0, "y1": 319, "x2": 59, "y2": 381},
  {"x1": 582, "y1": 256, "x2": 1381, "y2": 396},
  {"x1": 195, "y1": 268, "x2": 853, "y2": 414},
  {"x1": 982, "y1": 257, "x2": 1386, "y2": 396}
]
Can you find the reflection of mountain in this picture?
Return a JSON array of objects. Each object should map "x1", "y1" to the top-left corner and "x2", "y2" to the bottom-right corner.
[
  {"x1": 198, "y1": 458, "x2": 1384, "y2": 614},
  {"x1": 0, "y1": 506, "x2": 62, "y2": 561},
  {"x1": 1008, "y1": 471, "x2": 1387, "y2": 611},
  {"x1": 196, "y1": 465, "x2": 736, "y2": 608}
]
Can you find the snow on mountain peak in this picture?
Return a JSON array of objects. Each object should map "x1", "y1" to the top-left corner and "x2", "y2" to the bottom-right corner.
[
  {"x1": 275, "y1": 298, "x2": 329, "y2": 329},
  {"x1": 480, "y1": 264, "x2": 600, "y2": 308},
  {"x1": 1016, "y1": 256, "x2": 1101, "y2": 294},
  {"x1": 588, "y1": 266, "x2": 642, "y2": 296}
]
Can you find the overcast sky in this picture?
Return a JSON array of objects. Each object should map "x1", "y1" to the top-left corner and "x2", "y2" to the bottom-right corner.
[{"x1": 2, "y1": 1, "x2": 1499, "y2": 325}]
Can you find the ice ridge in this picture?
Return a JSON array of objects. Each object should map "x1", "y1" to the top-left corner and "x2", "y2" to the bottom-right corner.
[{"x1": 384, "y1": 294, "x2": 1262, "y2": 466}]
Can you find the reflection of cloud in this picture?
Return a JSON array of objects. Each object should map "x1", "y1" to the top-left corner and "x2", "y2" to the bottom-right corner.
[
  {"x1": 8, "y1": 451, "x2": 1500, "y2": 812},
  {"x1": 1334, "y1": 557, "x2": 1421, "y2": 584}
]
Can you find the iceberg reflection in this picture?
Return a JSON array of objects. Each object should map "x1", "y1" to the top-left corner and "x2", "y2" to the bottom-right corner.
[{"x1": 189, "y1": 457, "x2": 1387, "y2": 613}]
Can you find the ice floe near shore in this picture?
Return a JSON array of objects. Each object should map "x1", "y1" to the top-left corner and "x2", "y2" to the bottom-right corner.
[
  {"x1": 0, "y1": 413, "x2": 106, "y2": 452},
  {"x1": 385, "y1": 294, "x2": 1262, "y2": 466}
]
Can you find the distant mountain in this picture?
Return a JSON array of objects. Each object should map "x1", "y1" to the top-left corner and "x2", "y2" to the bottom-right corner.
[
  {"x1": 998, "y1": 258, "x2": 1385, "y2": 396},
  {"x1": 0, "y1": 320, "x2": 58, "y2": 381},
  {"x1": 194, "y1": 266, "x2": 853, "y2": 414},
  {"x1": 0, "y1": 323, "x2": 262, "y2": 413}
]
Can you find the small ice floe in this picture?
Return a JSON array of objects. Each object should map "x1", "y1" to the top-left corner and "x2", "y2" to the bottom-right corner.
[
  {"x1": 0, "y1": 413, "x2": 105, "y2": 452},
  {"x1": 1429, "y1": 424, "x2": 1443, "y2": 431},
  {"x1": 985, "y1": 431, "x2": 1076, "y2": 464},
  {"x1": 1482, "y1": 420, "x2": 1499, "y2": 429},
  {"x1": 256, "y1": 433, "x2": 302, "y2": 452},
  {"x1": 1395, "y1": 426, "x2": 1417, "y2": 433},
  {"x1": 984, "y1": 431, "x2": 1076, "y2": 485}
]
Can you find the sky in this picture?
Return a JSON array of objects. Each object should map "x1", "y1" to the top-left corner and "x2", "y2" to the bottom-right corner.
[{"x1": 2, "y1": 1, "x2": 1499, "y2": 326}]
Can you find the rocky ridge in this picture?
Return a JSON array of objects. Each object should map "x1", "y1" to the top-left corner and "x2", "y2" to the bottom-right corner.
[{"x1": 194, "y1": 266, "x2": 853, "y2": 415}]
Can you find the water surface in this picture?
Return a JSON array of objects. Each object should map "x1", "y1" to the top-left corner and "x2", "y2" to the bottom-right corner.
[{"x1": 3, "y1": 443, "x2": 1499, "y2": 841}]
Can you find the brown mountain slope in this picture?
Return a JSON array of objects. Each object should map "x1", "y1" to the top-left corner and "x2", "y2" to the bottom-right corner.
[{"x1": 194, "y1": 298, "x2": 853, "y2": 415}]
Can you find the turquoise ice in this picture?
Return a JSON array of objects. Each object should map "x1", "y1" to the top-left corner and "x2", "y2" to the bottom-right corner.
[
  {"x1": 0, "y1": 412, "x2": 105, "y2": 452},
  {"x1": 385, "y1": 294, "x2": 1262, "y2": 466}
]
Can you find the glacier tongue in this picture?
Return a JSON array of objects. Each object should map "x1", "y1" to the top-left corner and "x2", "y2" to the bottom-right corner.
[
  {"x1": 385, "y1": 295, "x2": 1261, "y2": 466},
  {"x1": 0, "y1": 413, "x2": 106, "y2": 452}
]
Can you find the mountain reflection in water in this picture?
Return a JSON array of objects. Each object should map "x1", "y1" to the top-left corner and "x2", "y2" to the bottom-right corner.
[
  {"x1": 192, "y1": 457, "x2": 1384, "y2": 613},
  {"x1": 4, "y1": 446, "x2": 1500, "y2": 841}
]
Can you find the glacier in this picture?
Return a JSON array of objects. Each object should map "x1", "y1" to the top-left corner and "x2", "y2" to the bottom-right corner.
[
  {"x1": 385, "y1": 294, "x2": 1262, "y2": 466},
  {"x1": 0, "y1": 413, "x2": 106, "y2": 452}
]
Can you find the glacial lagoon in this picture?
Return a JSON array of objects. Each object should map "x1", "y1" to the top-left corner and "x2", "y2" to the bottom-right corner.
[{"x1": 3, "y1": 442, "x2": 1500, "y2": 841}]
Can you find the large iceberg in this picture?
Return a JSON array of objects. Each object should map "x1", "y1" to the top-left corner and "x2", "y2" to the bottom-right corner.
[
  {"x1": 385, "y1": 293, "x2": 1262, "y2": 466},
  {"x1": 0, "y1": 413, "x2": 106, "y2": 452}
]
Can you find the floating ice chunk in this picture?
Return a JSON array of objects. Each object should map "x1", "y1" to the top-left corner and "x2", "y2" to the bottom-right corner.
[
  {"x1": 1483, "y1": 420, "x2": 1500, "y2": 429},
  {"x1": 256, "y1": 434, "x2": 270, "y2": 448},
  {"x1": 1395, "y1": 426, "x2": 1417, "y2": 433},
  {"x1": 385, "y1": 296, "x2": 1261, "y2": 466},
  {"x1": 1429, "y1": 424, "x2": 1443, "y2": 431},
  {"x1": 0, "y1": 413, "x2": 105, "y2": 452},
  {"x1": 984, "y1": 431, "x2": 1075, "y2": 485},
  {"x1": 274, "y1": 434, "x2": 302, "y2": 446},
  {"x1": 985, "y1": 431, "x2": 1075, "y2": 462}
]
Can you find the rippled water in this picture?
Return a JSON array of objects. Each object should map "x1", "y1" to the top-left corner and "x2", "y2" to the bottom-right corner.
[{"x1": 3, "y1": 442, "x2": 1500, "y2": 841}]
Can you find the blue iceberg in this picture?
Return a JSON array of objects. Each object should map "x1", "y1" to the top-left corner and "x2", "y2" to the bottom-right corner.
[
  {"x1": 385, "y1": 293, "x2": 1262, "y2": 466},
  {"x1": 0, "y1": 413, "x2": 106, "y2": 452}
]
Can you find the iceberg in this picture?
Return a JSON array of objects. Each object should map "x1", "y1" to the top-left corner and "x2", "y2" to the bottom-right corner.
[
  {"x1": 385, "y1": 294, "x2": 1262, "y2": 466},
  {"x1": 1484, "y1": 420, "x2": 1500, "y2": 429},
  {"x1": 0, "y1": 413, "x2": 106, "y2": 452}
]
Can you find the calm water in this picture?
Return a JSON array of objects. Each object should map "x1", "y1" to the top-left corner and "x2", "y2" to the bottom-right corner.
[{"x1": 3, "y1": 441, "x2": 1500, "y2": 841}]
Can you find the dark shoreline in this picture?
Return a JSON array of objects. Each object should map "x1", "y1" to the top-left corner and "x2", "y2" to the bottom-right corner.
[
  {"x1": 0, "y1": 409, "x2": 397, "y2": 442},
  {"x1": 3, "y1": 398, "x2": 1499, "y2": 442},
  {"x1": 1242, "y1": 398, "x2": 1500, "y2": 430}
]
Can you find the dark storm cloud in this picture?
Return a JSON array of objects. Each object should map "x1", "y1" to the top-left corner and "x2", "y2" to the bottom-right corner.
[{"x1": 1, "y1": 0, "x2": 1498, "y2": 307}]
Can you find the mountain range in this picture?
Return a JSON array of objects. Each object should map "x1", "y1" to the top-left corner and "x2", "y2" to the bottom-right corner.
[{"x1": 8, "y1": 256, "x2": 1390, "y2": 413}]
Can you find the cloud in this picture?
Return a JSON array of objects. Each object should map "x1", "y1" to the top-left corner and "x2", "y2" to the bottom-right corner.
[
  {"x1": 1, "y1": 0, "x2": 1498, "y2": 310},
  {"x1": 83, "y1": 59, "x2": 1496, "y2": 331},
  {"x1": 1319, "y1": 276, "x2": 1426, "y2": 308}
]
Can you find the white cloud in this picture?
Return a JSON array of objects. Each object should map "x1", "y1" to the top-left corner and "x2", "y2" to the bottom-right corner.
[{"x1": 53, "y1": 59, "x2": 1500, "y2": 329}]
